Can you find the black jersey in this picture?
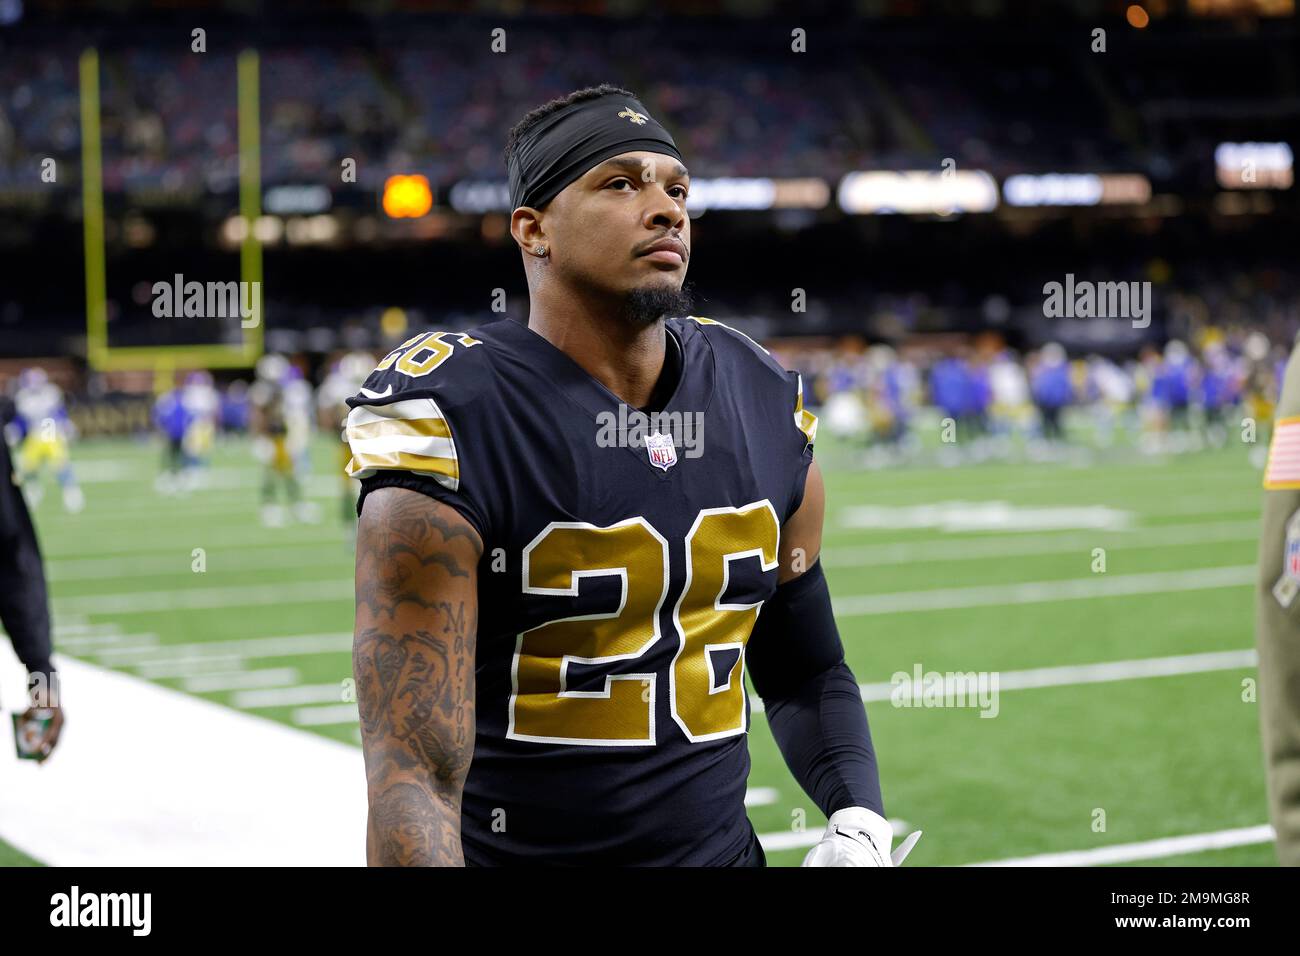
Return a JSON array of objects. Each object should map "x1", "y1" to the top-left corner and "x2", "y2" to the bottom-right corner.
[{"x1": 345, "y1": 316, "x2": 818, "y2": 865}]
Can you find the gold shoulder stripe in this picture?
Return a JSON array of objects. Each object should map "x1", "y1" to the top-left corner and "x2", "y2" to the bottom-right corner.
[
  {"x1": 346, "y1": 450, "x2": 459, "y2": 485},
  {"x1": 347, "y1": 416, "x2": 451, "y2": 442},
  {"x1": 794, "y1": 373, "x2": 818, "y2": 444},
  {"x1": 344, "y1": 394, "x2": 460, "y2": 490}
]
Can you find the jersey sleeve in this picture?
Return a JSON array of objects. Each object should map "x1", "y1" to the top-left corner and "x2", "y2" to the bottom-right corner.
[{"x1": 343, "y1": 331, "x2": 494, "y2": 543}]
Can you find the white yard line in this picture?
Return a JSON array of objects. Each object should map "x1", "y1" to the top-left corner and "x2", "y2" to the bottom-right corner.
[
  {"x1": 41, "y1": 529, "x2": 344, "y2": 561},
  {"x1": 182, "y1": 668, "x2": 301, "y2": 693},
  {"x1": 95, "y1": 632, "x2": 352, "y2": 663},
  {"x1": 750, "y1": 649, "x2": 1256, "y2": 714},
  {"x1": 0, "y1": 651, "x2": 366, "y2": 866},
  {"x1": 967, "y1": 825, "x2": 1275, "y2": 866},
  {"x1": 822, "y1": 520, "x2": 1260, "y2": 568},
  {"x1": 134, "y1": 656, "x2": 246, "y2": 678},
  {"x1": 53, "y1": 581, "x2": 352, "y2": 615},
  {"x1": 833, "y1": 565, "x2": 1255, "y2": 617},
  {"x1": 48, "y1": 548, "x2": 349, "y2": 582},
  {"x1": 54, "y1": 562, "x2": 1256, "y2": 621},
  {"x1": 861, "y1": 649, "x2": 1258, "y2": 700},
  {"x1": 55, "y1": 632, "x2": 159, "y2": 652},
  {"x1": 233, "y1": 683, "x2": 349, "y2": 709},
  {"x1": 293, "y1": 703, "x2": 360, "y2": 727}
]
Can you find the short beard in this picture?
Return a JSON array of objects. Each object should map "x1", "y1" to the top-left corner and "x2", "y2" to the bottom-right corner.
[{"x1": 616, "y1": 280, "x2": 696, "y2": 328}]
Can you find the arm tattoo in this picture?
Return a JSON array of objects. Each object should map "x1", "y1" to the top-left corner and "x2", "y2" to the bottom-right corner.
[{"x1": 354, "y1": 487, "x2": 482, "y2": 866}]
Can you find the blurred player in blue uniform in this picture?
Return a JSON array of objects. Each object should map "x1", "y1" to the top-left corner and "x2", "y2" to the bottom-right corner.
[{"x1": 1030, "y1": 343, "x2": 1073, "y2": 443}]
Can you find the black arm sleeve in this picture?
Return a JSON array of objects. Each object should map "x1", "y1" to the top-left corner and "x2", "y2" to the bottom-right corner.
[
  {"x1": 0, "y1": 435, "x2": 54, "y2": 681},
  {"x1": 746, "y1": 560, "x2": 883, "y2": 818}
]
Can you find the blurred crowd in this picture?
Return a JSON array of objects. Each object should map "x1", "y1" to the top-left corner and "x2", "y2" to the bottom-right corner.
[
  {"x1": 3, "y1": 323, "x2": 1285, "y2": 530},
  {"x1": 777, "y1": 325, "x2": 1287, "y2": 464},
  {"x1": 1, "y1": 18, "x2": 1289, "y2": 190}
]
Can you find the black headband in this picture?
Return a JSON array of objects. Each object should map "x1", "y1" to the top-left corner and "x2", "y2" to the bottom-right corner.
[{"x1": 507, "y1": 92, "x2": 683, "y2": 212}]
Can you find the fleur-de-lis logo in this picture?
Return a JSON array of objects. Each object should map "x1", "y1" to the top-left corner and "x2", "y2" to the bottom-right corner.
[{"x1": 618, "y1": 108, "x2": 648, "y2": 125}]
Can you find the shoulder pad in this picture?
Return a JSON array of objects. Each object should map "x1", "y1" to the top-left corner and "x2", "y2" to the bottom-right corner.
[{"x1": 343, "y1": 330, "x2": 489, "y2": 489}]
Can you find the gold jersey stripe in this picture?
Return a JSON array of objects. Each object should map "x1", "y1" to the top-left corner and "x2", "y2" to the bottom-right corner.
[
  {"x1": 794, "y1": 374, "x2": 819, "y2": 444},
  {"x1": 347, "y1": 415, "x2": 452, "y2": 441},
  {"x1": 346, "y1": 449, "x2": 459, "y2": 482}
]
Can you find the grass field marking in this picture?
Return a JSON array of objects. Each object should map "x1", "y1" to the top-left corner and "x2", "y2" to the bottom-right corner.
[
  {"x1": 837, "y1": 502, "x2": 1134, "y2": 534},
  {"x1": 832, "y1": 565, "x2": 1256, "y2": 617},
  {"x1": 54, "y1": 580, "x2": 352, "y2": 615},
  {"x1": 181, "y1": 667, "x2": 301, "y2": 693},
  {"x1": 95, "y1": 631, "x2": 352, "y2": 664},
  {"x1": 822, "y1": 519, "x2": 1260, "y2": 567},
  {"x1": 744, "y1": 787, "x2": 779, "y2": 807},
  {"x1": 56, "y1": 561, "x2": 1256, "y2": 620},
  {"x1": 134, "y1": 656, "x2": 247, "y2": 678},
  {"x1": 967, "y1": 824, "x2": 1275, "y2": 866},
  {"x1": 49, "y1": 546, "x2": 351, "y2": 582},
  {"x1": 293, "y1": 703, "x2": 360, "y2": 727},
  {"x1": 750, "y1": 648, "x2": 1256, "y2": 714},
  {"x1": 50, "y1": 619, "x2": 116, "y2": 636},
  {"x1": 56, "y1": 632, "x2": 160, "y2": 652},
  {"x1": 44, "y1": 532, "x2": 353, "y2": 562},
  {"x1": 232, "y1": 682, "x2": 351, "y2": 708}
]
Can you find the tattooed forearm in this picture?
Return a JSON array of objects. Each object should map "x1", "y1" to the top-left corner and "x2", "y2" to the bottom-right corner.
[{"x1": 354, "y1": 486, "x2": 482, "y2": 867}]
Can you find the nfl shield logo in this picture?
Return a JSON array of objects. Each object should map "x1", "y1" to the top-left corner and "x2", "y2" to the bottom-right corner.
[
  {"x1": 1288, "y1": 535, "x2": 1300, "y2": 580},
  {"x1": 645, "y1": 431, "x2": 678, "y2": 472}
]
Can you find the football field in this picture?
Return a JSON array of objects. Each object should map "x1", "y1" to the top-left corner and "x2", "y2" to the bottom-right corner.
[{"x1": 0, "y1": 431, "x2": 1276, "y2": 866}]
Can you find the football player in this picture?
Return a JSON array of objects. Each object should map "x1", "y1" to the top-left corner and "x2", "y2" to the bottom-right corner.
[
  {"x1": 346, "y1": 85, "x2": 917, "y2": 867},
  {"x1": 10, "y1": 368, "x2": 84, "y2": 513}
]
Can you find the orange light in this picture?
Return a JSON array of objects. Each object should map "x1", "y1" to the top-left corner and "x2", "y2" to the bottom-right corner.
[
  {"x1": 382, "y1": 175, "x2": 434, "y2": 218},
  {"x1": 1126, "y1": 4, "x2": 1150, "y2": 27}
]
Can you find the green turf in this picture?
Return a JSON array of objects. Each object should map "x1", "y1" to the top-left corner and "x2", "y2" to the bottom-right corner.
[
  {"x1": 22, "y1": 432, "x2": 1277, "y2": 865},
  {"x1": 0, "y1": 836, "x2": 42, "y2": 867}
]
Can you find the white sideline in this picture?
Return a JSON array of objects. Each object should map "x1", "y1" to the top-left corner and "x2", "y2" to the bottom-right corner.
[{"x1": 0, "y1": 651, "x2": 366, "y2": 867}]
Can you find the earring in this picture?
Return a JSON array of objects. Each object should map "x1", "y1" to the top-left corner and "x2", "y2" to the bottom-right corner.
[{"x1": 534, "y1": 245, "x2": 547, "y2": 256}]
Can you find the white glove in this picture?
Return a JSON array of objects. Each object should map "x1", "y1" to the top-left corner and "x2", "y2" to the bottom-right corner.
[{"x1": 801, "y1": 807, "x2": 922, "y2": 867}]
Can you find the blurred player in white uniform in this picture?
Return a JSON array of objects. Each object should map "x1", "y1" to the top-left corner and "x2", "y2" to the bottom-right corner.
[
  {"x1": 249, "y1": 355, "x2": 318, "y2": 526},
  {"x1": 180, "y1": 370, "x2": 220, "y2": 484},
  {"x1": 316, "y1": 351, "x2": 373, "y2": 524},
  {"x1": 987, "y1": 348, "x2": 1031, "y2": 450},
  {"x1": 9, "y1": 368, "x2": 83, "y2": 513},
  {"x1": 1087, "y1": 355, "x2": 1135, "y2": 448}
]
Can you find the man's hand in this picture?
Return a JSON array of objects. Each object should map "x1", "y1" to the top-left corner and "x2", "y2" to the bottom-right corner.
[
  {"x1": 802, "y1": 806, "x2": 922, "y2": 867},
  {"x1": 19, "y1": 704, "x2": 63, "y2": 763}
]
